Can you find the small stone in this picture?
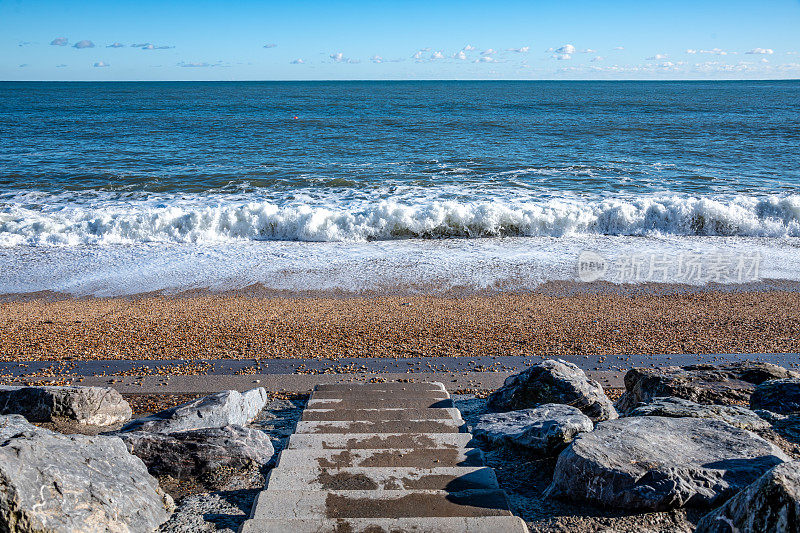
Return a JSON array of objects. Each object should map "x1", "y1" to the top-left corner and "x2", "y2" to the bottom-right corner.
[{"x1": 473, "y1": 404, "x2": 593, "y2": 455}]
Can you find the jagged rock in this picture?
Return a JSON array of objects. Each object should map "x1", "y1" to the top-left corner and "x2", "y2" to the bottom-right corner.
[
  {"x1": 616, "y1": 363, "x2": 798, "y2": 415},
  {"x1": 696, "y1": 461, "x2": 800, "y2": 533},
  {"x1": 0, "y1": 385, "x2": 131, "y2": 426},
  {"x1": 546, "y1": 416, "x2": 788, "y2": 511},
  {"x1": 120, "y1": 388, "x2": 267, "y2": 433},
  {"x1": 0, "y1": 414, "x2": 173, "y2": 532},
  {"x1": 487, "y1": 359, "x2": 617, "y2": 422},
  {"x1": 118, "y1": 425, "x2": 275, "y2": 479},
  {"x1": 473, "y1": 404, "x2": 593, "y2": 455},
  {"x1": 750, "y1": 379, "x2": 800, "y2": 415},
  {"x1": 627, "y1": 396, "x2": 770, "y2": 430}
]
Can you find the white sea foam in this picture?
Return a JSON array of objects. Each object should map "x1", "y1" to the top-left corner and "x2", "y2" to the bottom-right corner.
[{"x1": 1, "y1": 194, "x2": 799, "y2": 246}]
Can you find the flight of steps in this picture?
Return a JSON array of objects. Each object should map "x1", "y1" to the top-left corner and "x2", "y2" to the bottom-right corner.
[{"x1": 239, "y1": 381, "x2": 529, "y2": 533}]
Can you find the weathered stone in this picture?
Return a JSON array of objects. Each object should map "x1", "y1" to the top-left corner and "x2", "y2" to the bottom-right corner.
[
  {"x1": 616, "y1": 363, "x2": 798, "y2": 415},
  {"x1": 487, "y1": 359, "x2": 617, "y2": 422},
  {"x1": 545, "y1": 416, "x2": 788, "y2": 511},
  {"x1": 120, "y1": 388, "x2": 267, "y2": 433},
  {"x1": 0, "y1": 385, "x2": 131, "y2": 426},
  {"x1": 0, "y1": 414, "x2": 173, "y2": 532},
  {"x1": 627, "y1": 396, "x2": 770, "y2": 430},
  {"x1": 473, "y1": 404, "x2": 593, "y2": 455},
  {"x1": 696, "y1": 461, "x2": 800, "y2": 533},
  {"x1": 118, "y1": 425, "x2": 275, "y2": 479},
  {"x1": 750, "y1": 379, "x2": 800, "y2": 415}
]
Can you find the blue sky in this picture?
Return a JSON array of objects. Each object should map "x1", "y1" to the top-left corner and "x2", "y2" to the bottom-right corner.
[{"x1": 2, "y1": 0, "x2": 800, "y2": 80}]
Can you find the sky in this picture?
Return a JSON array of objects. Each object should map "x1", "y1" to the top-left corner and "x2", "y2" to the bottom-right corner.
[{"x1": 2, "y1": 0, "x2": 800, "y2": 81}]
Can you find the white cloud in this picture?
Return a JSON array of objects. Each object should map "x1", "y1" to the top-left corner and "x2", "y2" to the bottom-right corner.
[
  {"x1": 686, "y1": 49, "x2": 697, "y2": 54},
  {"x1": 746, "y1": 48, "x2": 774, "y2": 55},
  {"x1": 555, "y1": 44, "x2": 576, "y2": 54},
  {"x1": 50, "y1": 37, "x2": 68, "y2": 46},
  {"x1": 18, "y1": 64, "x2": 29, "y2": 68},
  {"x1": 263, "y1": 43, "x2": 277, "y2": 49},
  {"x1": 107, "y1": 42, "x2": 125, "y2": 48},
  {"x1": 474, "y1": 56, "x2": 497, "y2": 63},
  {"x1": 178, "y1": 61, "x2": 211, "y2": 67},
  {"x1": 687, "y1": 48, "x2": 727, "y2": 55},
  {"x1": 56, "y1": 64, "x2": 67, "y2": 68},
  {"x1": 454, "y1": 50, "x2": 467, "y2": 60},
  {"x1": 613, "y1": 46, "x2": 625, "y2": 51},
  {"x1": 508, "y1": 46, "x2": 530, "y2": 53},
  {"x1": 579, "y1": 48, "x2": 596, "y2": 53},
  {"x1": 290, "y1": 58, "x2": 304, "y2": 64},
  {"x1": 590, "y1": 56, "x2": 604, "y2": 62},
  {"x1": 412, "y1": 50, "x2": 424, "y2": 60},
  {"x1": 552, "y1": 53, "x2": 571, "y2": 60},
  {"x1": 431, "y1": 50, "x2": 445, "y2": 60},
  {"x1": 463, "y1": 44, "x2": 476, "y2": 51},
  {"x1": 93, "y1": 61, "x2": 109, "y2": 67},
  {"x1": 370, "y1": 55, "x2": 382, "y2": 63},
  {"x1": 133, "y1": 43, "x2": 174, "y2": 50},
  {"x1": 330, "y1": 52, "x2": 359, "y2": 64},
  {"x1": 646, "y1": 53, "x2": 668, "y2": 60},
  {"x1": 73, "y1": 40, "x2": 94, "y2": 49},
  {"x1": 482, "y1": 48, "x2": 497, "y2": 55}
]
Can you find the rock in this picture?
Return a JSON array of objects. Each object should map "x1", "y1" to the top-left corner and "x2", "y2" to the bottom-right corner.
[
  {"x1": 487, "y1": 359, "x2": 617, "y2": 422},
  {"x1": 121, "y1": 388, "x2": 267, "y2": 433},
  {"x1": 0, "y1": 414, "x2": 173, "y2": 532},
  {"x1": 0, "y1": 385, "x2": 132, "y2": 426},
  {"x1": 119, "y1": 425, "x2": 275, "y2": 479},
  {"x1": 473, "y1": 404, "x2": 593, "y2": 455},
  {"x1": 545, "y1": 416, "x2": 788, "y2": 511},
  {"x1": 751, "y1": 379, "x2": 800, "y2": 415},
  {"x1": 696, "y1": 461, "x2": 800, "y2": 533},
  {"x1": 627, "y1": 396, "x2": 770, "y2": 430},
  {"x1": 616, "y1": 363, "x2": 798, "y2": 415}
]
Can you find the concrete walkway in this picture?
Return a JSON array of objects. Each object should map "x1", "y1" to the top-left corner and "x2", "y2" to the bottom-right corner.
[{"x1": 239, "y1": 381, "x2": 529, "y2": 533}]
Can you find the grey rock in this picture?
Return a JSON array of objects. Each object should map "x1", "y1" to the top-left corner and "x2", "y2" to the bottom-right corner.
[
  {"x1": 121, "y1": 388, "x2": 267, "y2": 433},
  {"x1": 0, "y1": 385, "x2": 132, "y2": 426},
  {"x1": 473, "y1": 404, "x2": 593, "y2": 455},
  {"x1": 696, "y1": 461, "x2": 800, "y2": 533},
  {"x1": 487, "y1": 359, "x2": 617, "y2": 422},
  {"x1": 616, "y1": 363, "x2": 798, "y2": 415},
  {"x1": 751, "y1": 379, "x2": 800, "y2": 415},
  {"x1": 545, "y1": 416, "x2": 788, "y2": 511},
  {"x1": 119, "y1": 425, "x2": 275, "y2": 479},
  {"x1": 0, "y1": 414, "x2": 173, "y2": 533},
  {"x1": 627, "y1": 396, "x2": 770, "y2": 430}
]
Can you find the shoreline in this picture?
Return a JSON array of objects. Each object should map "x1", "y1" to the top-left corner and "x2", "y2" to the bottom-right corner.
[{"x1": 1, "y1": 286, "x2": 799, "y2": 363}]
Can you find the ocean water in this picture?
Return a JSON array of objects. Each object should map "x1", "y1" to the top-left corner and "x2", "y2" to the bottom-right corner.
[{"x1": 1, "y1": 81, "x2": 799, "y2": 295}]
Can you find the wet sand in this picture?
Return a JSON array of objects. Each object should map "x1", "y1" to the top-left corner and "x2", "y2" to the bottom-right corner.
[{"x1": 1, "y1": 288, "x2": 799, "y2": 363}]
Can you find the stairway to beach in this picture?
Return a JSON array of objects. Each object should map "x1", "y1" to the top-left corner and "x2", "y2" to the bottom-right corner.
[{"x1": 239, "y1": 381, "x2": 528, "y2": 532}]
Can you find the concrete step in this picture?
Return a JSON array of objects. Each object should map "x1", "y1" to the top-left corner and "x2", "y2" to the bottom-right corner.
[
  {"x1": 240, "y1": 516, "x2": 530, "y2": 533},
  {"x1": 307, "y1": 398, "x2": 454, "y2": 409},
  {"x1": 249, "y1": 489, "x2": 513, "y2": 519},
  {"x1": 309, "y1": 390, "x2": 450, "y2": 400},
  {"x1": 277, "y1": 448, "x2": 485, "y2": 468},
  {"x1": 287, "y1": 432, "x2": 476, "y2": 450},
  {"x1": 294, "y1": 419, "x2": 465, "y2": 434},
  {"x1": 314, "y1": 382, "x2": 446, "y2": 392},
  {"x1": 301, "y1": 407, "x2": 462, "y2": 421},
  {"x1": 265, "y1": 466, "x2": 499, "y2": 491}
]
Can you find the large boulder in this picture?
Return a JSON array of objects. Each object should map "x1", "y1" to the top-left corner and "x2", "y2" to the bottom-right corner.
[
  {"x1": 750, "y1": 379, "x2": 800, "y2": 415},
  {"x1": 473, "y1": 404, "x2": 593, "y2": 456},
  {"x1": 627, "y1": 396, "x2": 770, "y2": 430},
  {"x1": 0, "y1": 414, "x2": 173, "y2": 532},
  {"x1": 118, "y1": 425, "x2": 275, "y2": 479},
  {"x1": 0, "y1": 385, "x2": 131, "y2": 426},
  {"x1": 120, "y1": 388, "x2": 267, "y2": 433},
  {"x1": 545, "y1": 416, "x2": 788, "y2": 511},
  {"x1": 696, "y1": 461, "x2": 800, "y2": 533},
  {"x1": 616, "y1": 363, "x2": 797, "y2": 415},
  {"x1": 487, "y1": 359, "x2": 617, "y2": 422}
]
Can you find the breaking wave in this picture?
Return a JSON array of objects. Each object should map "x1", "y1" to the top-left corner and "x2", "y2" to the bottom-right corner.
[{"x1": 1, "y1": 194, "x2": 799, "y2": 246}]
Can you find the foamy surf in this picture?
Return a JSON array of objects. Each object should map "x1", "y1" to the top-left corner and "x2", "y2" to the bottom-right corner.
[{"x1": 1, "y1": 194, "x2": 799, "y2": 246}]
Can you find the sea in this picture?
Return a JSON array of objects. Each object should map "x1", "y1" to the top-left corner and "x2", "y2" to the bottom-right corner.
[{"x1": 1, "y1": 81, "x2": 798, "y2": 296}]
